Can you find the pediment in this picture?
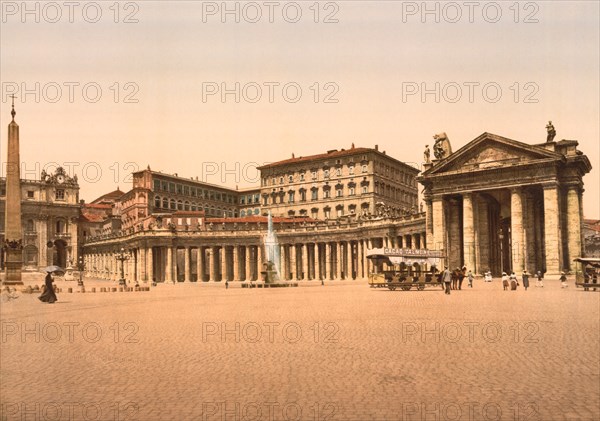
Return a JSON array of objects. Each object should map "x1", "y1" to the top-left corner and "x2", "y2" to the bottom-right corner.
[{"x1": 423, "y1": 133, "x2": 563, "y2": 176}]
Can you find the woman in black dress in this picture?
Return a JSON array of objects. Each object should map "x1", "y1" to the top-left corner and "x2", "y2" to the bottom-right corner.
[{"x1": 38, "y1": 272, "x2": 57, "y2": 303}]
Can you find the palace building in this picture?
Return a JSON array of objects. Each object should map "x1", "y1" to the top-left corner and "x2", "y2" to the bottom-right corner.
[{"x1": 258, "y1": 144, "x2": 420, "y2": 219}]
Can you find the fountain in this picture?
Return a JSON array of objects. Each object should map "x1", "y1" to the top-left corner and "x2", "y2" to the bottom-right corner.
[{"x1": 244, "y1": 212, "x2": 297, "y2": 288}]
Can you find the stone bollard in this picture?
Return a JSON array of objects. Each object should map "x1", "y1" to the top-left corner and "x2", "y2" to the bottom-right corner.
[
  {"x1": 112, "y1": 287, "x2": 117, "y2": 292},
  {"x1": 68, "y1": 288, "x2": 73, "y2": 293},
  {"x1": 91, "y1": 288, "x2": 96, "y2": 293}
]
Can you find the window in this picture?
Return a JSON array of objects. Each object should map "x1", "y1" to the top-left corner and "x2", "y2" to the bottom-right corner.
[
  {"x1": 191, "y1": 187, "x2": 196, "y2": 197},
  {"x1": 288, "y1": 175, "x2": 293, "y2": 183},
  {"x1": 336, "y1": 207, "x2": 344, "y2": 218},
  {"x1": 311, "y1": 171, "x2": 317, "y2": 180},
  {"x1": 362, "y1": 186, "x2": 368, "y2": 194},
  {"x1": 177, "y1": 184, "x2": 183, "y2": 194},
  {"x1": 184, "y1": 201, "x2": 190, "y2": 211},
  {"x1": 55, "y1": 220, "x2": 65, "y2": 233},
  {"x1": 336, "y1": 168, "x2": 342, "y2": 176},
  {"x1": 349, "y1": 187, "x2": 355, "y2": 196},
  {"x1": 170, "y1": 199, "x2": 176, "y2": 210},
  {"x1": 299, "y1": 190, "x2": 306, "y2": 202},
  {"x1": 155, "y1": 196, "x2": 161, "y2": 208},
  {"x1": 279, "y1": 177, "x2": 284, "y2": 184},
  {"x1": 241, "y1": 210, "x2": 246, "y2": 217},
  {"x1": 324, "y1": 190, "x2": 331, "y2": 199},
  {"x1": 27, "y1": 191, "x2": 34, "y2": 198},
  {"x1": 169, "y1": 183, "x2": 175, "y2": 193},
  {"x1": 324, "y1": 208, "x2": 331, "y2": 219},
  {"x1": 336, "y1": 188, "x2": 343, "y2": 198},
  {"x1": 311, "y1": 189, "x2": 318, "y2": 201},
  {"x1": 349, "y1": 165, "x2": 355, "y2": 174},
  {"x1": 300, "y1": 173, "x2": 305, "y2": 181},
  {"x1": 154, "y1": 180, "x2": 161, "y2": 191},
  {"x1": 254, "y1": 209, "x2": 259, "y2": 215},
  {"x1": 184, "y1": 186, "x2": 189, "y2": 196},
  {"x1": 177, "y1": 200, "x2": 183, "y2": 210},
  {"x1": 263, "y1": 196, "x2": 268, "y2": 206},
  {"x1": 288, "y1": 191, "x2": 295, "y2": 203},
  {"x1": 55, "y1": 189, "x2": 65, "y2": 200},
  {"x1": 362, "y1": 165, "x2": 367, "y2": 173},
  {"x1": 26, "y1": 219, "x2": 35, "y2": 232},
  {"x1": 163, "y1": 198, "x2": 168, "y2": 208},
  {"x1": 191, "y1": 204, "x2": 197, "y2": 211},
  {"x1": 311, "y1": 208, "x2": 319, "y2": 219},
  {"x1": 324, "y1": 169, "x2": 330, "y2": 179}
]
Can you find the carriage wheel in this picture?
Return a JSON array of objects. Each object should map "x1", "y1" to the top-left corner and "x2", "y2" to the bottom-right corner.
[
  {"x1": 388, "y1": 286, "x2": 396, "y2": 291},
  {"x1": 402, "y1": 286, "x2": 411, "y2": 291},
  {"x1": 417, "y1": 285, "x2": 425, "y2": 291}
]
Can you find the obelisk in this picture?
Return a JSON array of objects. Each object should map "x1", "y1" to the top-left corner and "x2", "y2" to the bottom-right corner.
[{"x1": 3, "y1": 96, "x2": 23, "y2": 285}]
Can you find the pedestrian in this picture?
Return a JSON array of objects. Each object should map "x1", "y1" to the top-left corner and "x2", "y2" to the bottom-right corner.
[
  {"x1": 509, "y1": 271, "x2": 518, "y2": 290},
  {"x1": 536, "y1": 271, "x2": 544, "y2": 287},
  {"x1": 502, "y1": 272, "x2": 509, "y2": 290},
  {"x1": 467, "y1": 270, "x2": 474, "y2": 288},
  {"x1": 442, "y1": 266, "x2": 452, "y2": 295},
  {"x1": 451, "y1": 268, "x2": 459, "y2": 290},
  {"x1": 522, "y1": 270, "x2": 530, "y2": 291},
  {"x1": 458, "y1": 266, "x2": 466, "y2": 290},
  {"x1": 484, "y1": 271, "x2": 492, "y2": 282},
  {"x1": 225, "y1": 280, "x2": 229, "y2": 289},
  {"x1": 39, "y1": 271, "x2": 58, "y2": 303},
  {"x1": 560, "y1": 272, "x2": 568, "y2": 288}
]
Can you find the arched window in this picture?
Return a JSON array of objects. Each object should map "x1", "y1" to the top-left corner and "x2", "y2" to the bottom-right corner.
[
  {"x1": 240, "y1": 210, "x2": 246, "y2": 217},
  {"x1": 26, "y1": 219, "x2": 35, "y2": 233},
  {"x1": 184, "y1": 201, "x2": 190, "y2": 211},
  {"x1": 55, "y1": 219, "x2": 65, "y2": 233},
  {"x1": 177, "y1": 200, "x2": 183, "y2": 210},
  {"x1": 162, "y1": 198, "x2": 168, "y2": 208},
  {"x1": 170, "y1": 199, "x2": 176, "y2": 210},
  {"x1": 155, "y1": 196, "x2": 161, "y2": 208}
]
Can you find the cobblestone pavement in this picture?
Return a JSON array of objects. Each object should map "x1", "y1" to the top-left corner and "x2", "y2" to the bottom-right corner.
[{"x1": 1, "y1": 278, "x2": 598, "y2": 421}]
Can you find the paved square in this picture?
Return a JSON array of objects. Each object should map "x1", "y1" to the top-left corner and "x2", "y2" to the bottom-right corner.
[{"x1": 1, "y1": 279, "x2": 598, "y2": 421}]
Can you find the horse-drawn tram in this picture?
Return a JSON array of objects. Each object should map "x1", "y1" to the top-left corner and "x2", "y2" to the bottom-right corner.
[
  {"x1": 573, "y1": 258, "x2": 600, "y2": 291},
  {"x1": 367, "y1": 248, "x2": 445, "y2": 291}
]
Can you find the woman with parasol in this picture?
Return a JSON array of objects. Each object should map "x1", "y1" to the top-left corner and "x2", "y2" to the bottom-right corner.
[{"x1": 39, "y1": 266, "x2": 61, "y2": 304}]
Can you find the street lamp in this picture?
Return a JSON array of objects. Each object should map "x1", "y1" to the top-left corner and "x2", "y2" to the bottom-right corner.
[
  {"x1": 498, "y1": 228, "x2": 504, "y2": 276},
  {"x1": 77, "y1": 256, "x2": 84, "y2": 286},
  {"x1": 115, "y1": 247, "x2": 130, "y2": 287}
]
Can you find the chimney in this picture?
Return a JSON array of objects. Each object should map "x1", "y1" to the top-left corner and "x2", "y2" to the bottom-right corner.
[{"x1": 375, "y1": 145, "x2": 379, "y2": 151}]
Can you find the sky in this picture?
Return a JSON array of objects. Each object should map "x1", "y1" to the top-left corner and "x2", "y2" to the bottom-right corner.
[{"x1": 1, "y1": 0, "x2": 598, "y2": 217}]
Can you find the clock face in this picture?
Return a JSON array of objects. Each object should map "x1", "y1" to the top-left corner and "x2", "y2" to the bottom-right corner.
[{"x1": 57, "y1": 175, "x2": 65, "y2": 184}]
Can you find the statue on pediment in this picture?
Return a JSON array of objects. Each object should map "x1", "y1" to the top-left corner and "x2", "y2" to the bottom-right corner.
[
  {"x1": 433, "y1": 132, "x2": 452, "y2": 160},
  {"x1": 546, "y1": 121, "x2": 556, "y2": 142},
  {"x1": 424, "y1": 145, "x2": 431, "y2": 163}
]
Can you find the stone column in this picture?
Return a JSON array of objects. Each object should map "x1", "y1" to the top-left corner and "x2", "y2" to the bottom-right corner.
[
  {"x1": 184, "y1": 247, "x2": 191, "y2": 282},
  {"x1": 302, "y1": 243, "x2": 309, "y2": 280},
  {"x1": 412, "y1": 234, "x2": 419, "y2": 250},
  {"x1": 197, "y1": 247, "x2": 204, "y2": 282},
  {"x1": 346, "y1": 241, "x2": 353, "y2": 279},
  {"x1": 245, "y1": 246, "x2": 252, "y2": 281},
  {"x1": 315, "y1": 243, "x2": 321, "y2": 280},
  {"x1": 221, "y1": 246, "x2": 228, "y2": 282},
  {"x1": 164, "y1": 247, "x2": 173, "y2": 282},
  {"x1": 233, "y1": 246, "x2": 240, "y2": 281},
  {"x1": 325, "y1": 242, "x2": 332, "y2": 280},
  {"x1": 210, "y1": 247, "x2": 219, "y2": 282},
  {"x1": 566, "y1": 185, "x2": 582, "y2": 270},
  {"x1": 447, "y1": 199, "x2": 462, "y2": 270},
  {"x1": 463, "y1": 193, "x2": 476, "y2": 272},
  {"x1": 334, "y1": 242, "x2": 341, "y2": 280},
  {"x1": 431, "y1": 198, "x2": 446, "y2": 255},
  {"x1": 257, "y1": 245, "x2": 264, "y2": 280},
  {"x1": 510, "y1": 188, "x2": 525, "y2": 272},
  {"x1": 146, "y1": 247, "x2": 153, "y2": 282},
  {"x1": 543, "y1": 184, "x2": 563, "y2": 275}
]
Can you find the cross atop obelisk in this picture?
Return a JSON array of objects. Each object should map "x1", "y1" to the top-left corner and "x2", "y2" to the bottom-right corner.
[{"x1": 3, "y1": 98, "x2": 23, "y2": 285}]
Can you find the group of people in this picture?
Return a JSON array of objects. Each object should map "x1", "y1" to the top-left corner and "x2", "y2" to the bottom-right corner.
[{"x1": 440, "y1": 266, "x2": 473, "y2": 294}]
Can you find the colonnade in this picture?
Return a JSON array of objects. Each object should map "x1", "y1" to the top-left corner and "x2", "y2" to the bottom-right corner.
[{"x1": 84, "y1": 231, "x2": 427, "y2": 283}]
